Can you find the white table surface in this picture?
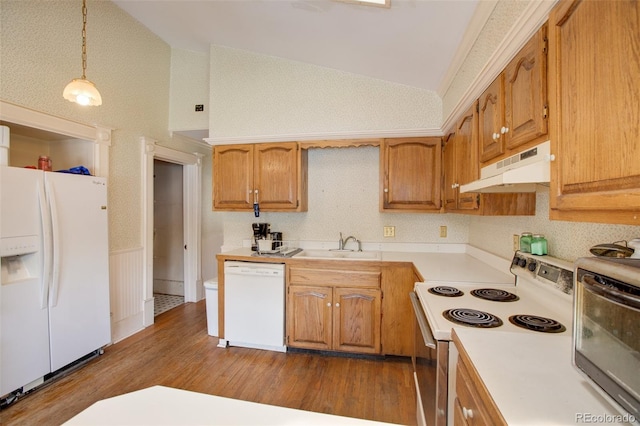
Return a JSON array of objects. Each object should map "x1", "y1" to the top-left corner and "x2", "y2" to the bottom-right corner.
[{"x1": 64, "y1": 386, "x2": 396, "y2": 425}]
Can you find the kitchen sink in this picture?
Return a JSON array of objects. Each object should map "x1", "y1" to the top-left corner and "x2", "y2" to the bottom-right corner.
[{"x1": 293, "y1": 249, "x2": 381, "y2": 260}]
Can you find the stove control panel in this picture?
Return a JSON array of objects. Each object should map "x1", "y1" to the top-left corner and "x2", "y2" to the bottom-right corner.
[{"x1": 511, "y1": 251, "x2": 574, "y2": 295}]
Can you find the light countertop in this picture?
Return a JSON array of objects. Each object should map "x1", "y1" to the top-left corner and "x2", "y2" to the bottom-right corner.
[
  {"x1": 64, "y1": 386, "x2": 396, "y2": 425},
  {"x1": 218, "y1": 245, "x2": 514, "y2": 285},
  {"x1": 453, "y1": 329, "x2": 635, "y2": 425}
]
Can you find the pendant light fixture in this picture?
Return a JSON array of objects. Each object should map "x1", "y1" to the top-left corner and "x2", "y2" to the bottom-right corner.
[{"x1": 63, "y1": 0, "x2": 102, "y2": 106}]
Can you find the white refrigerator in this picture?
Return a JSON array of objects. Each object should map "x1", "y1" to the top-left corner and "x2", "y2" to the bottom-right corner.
[{"x1": 0, "y1": 166, "x2": 111, "y2": 397}]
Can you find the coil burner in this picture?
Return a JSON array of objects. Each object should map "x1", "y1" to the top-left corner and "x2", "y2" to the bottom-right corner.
[
  {"x1": 509, "y1": 314, "x2": 566, "y2": 333},
  {"x1": 443, "y1": 308, "x2": 503, "y2": 328},
  {"x1": 470, "y1": 288, "x2": 520, "y2": 302},
  {"x1": 428, "y1": 286, "x2": 464, "y2": 297}
]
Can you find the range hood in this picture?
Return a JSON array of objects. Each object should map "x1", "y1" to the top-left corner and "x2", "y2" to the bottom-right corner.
[{"x1": 459, "y1": 141, "x2": 552, "y2": 193}]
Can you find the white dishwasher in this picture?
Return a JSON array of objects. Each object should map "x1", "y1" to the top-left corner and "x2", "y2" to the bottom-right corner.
[{"x1": 223, "y1": 261, "x2": 286, "y2": 352}]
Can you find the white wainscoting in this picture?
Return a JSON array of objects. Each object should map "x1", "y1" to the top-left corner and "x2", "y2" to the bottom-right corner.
[{"x1": 110, "y1": 247, "x2": 144, "y2": 343}]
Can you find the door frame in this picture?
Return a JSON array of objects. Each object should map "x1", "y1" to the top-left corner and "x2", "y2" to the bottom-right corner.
[{"x1": 141, "y1": 137, "x2": 203, "y2": 327}]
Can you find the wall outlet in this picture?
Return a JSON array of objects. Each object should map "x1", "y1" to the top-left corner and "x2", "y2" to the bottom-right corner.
[
  {"x1": 440, "y1": 226, "x2": 447, "y2": 238},
  {"x1": 513, "y1": 234, "x2": 520, "y2": 251},
  {"x1": 383, "y1": 226, "x2": 395, "y2": 238}
]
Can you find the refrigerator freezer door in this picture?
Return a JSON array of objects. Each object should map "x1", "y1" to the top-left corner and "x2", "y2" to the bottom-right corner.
[
  {"x1": 45, "y1": 172, "x2": 111, "y2": 372},
  {"x1": 0, "y1": 167, "x2": 50, "y2": 396}
]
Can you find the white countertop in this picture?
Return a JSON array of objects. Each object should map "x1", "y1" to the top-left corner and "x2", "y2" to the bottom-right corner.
[
  {"x1": 220, "y1": 245, "x2": 515, "y2": 285},
  {"x1": 453, "y1": 329, "x2": 635, "y2": 425},
  {"x1": 64, "y1": 386, "x2": 396, "y2": 425}
]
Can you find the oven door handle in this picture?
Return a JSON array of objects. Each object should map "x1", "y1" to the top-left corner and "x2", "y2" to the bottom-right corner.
[
  {"x1": 582, "y1": 275, "x2": 640, "y2": 311},
  {"x1": 410, "y1": 291, "x2": 437, "y2": 349}
]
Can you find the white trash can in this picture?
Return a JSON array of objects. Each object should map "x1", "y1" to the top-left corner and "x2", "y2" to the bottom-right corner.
[{"x1": 204, "y1": 279, "x2": 218, "y2": 337}]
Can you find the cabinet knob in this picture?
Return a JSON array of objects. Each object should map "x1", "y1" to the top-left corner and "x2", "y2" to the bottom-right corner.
[
  {"x1": 545, "y1": 154, "x2": 556, "y2": 162},
  {"x1": 327, "y1": 302, "x2": 331, "y2": 307},
  {"x1": 463, "y1": 407, "x2": 474, "y2": 419},
  {"x1": 501, "y1": 126, "x2": 509, "y2": 134},
  {"x1": 384, "y1": 188, "x2": 389, "y2": 193},
  {"x1": 335, "y1": 302, "x2": 340, "y2": 308},
  {"x1": 492, "y1": 132, "x2": 500, "y2": 140}
]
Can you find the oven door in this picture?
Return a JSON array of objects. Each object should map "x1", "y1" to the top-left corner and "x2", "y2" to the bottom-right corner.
[
  {"x1": 574, "y1": 268, "x2": 640, "y2": 417},
  {"x1": 411, "y1": 291, "x2": 449, "y2": 426}
]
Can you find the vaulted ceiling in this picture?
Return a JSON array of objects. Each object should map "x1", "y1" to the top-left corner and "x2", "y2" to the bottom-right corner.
[{"x1": 113, "y1": 0, "x2": 487, "y2": 93}]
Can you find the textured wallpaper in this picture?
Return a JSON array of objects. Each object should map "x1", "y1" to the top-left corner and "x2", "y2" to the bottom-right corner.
[
  {"x1": 209, "y1": 45, "x2": 441, "y2": 139},
  {"x1": 221, "y1": 146, "x2": 470, "y2": 248},
  {"x1": 0, "y1": 0, "x2": 172, "y2": 251},
  {"x1": 169, "y1": 49, "x2": 210, "y2": 133},
  {"x1": 469, "y1": 187, "x2": 640, "y2": 262},
  {"x1": 441, "y1": 0, "x2": 530, "y2": 118}
]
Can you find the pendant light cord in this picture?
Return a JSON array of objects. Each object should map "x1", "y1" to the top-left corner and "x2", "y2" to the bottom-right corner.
[{"x1": 81, "y1": 0, "x2": 88, "y2": 80}]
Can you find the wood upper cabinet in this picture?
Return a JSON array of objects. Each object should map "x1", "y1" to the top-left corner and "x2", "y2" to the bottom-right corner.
[
  {"x1": 381, "y1": 137, "x2": 442, "y2": 212},
  {"x1": 213, "y1": 142, "x2": 308, "y2": 212},
  {"x1": 444, "y1": 103, "x2": 480, "y2": 212},
  {"x1": 287, "y1": 263, "x2": 381, "y2": 355},
  {"x1": 443, "y1": 104, "x2": 535, "y2": 216},
  {"x1": 548, "y1": 0, "x2": 640, "y2": 225},
  {"x1": 478, "y1": 76, "x2": 505, "y2": 163},
  {"x1": 442, "y1": 129, "x2": 458, "y2": 212},
  {"x1": 504, "y1": 25, "x2": 548, "y2": 151},
  {"x1": 479, "y1": 25, "x2": 548, "y2": 165},
  {"x1": 213, "y1": 144, "x2": 254, "y2": 210}
]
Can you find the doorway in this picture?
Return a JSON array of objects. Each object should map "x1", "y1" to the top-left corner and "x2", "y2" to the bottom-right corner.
[
  {"x1": 141, "y1": 137, "x2": 203, "y2": 327},
  {"x1": 153, "y1": 159, "x2": 185, "y2": 316}
]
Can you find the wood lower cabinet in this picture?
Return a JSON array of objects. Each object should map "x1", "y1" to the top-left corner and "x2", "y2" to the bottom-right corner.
[
  {"x1": 548, "y1": 0, "x2": 640, "y2": 225},
  {"x1": 381, "y1": 137, "x2": 442, "y2": 212},
  {"x1": 453, "y1": 331, "x2": 507, "y2": 426},
  {"x1": 380, "y1": 264, "x2": 419, "y2": 356},
  {"x1": 213, "y1": 142, "x2": 308, "y2": 212},
  {"x1": 287, "y1": 285, "x2": 332, "y2": 350},
  {"x1": 287, "y1": 263, "x2": 382, "y2": 354}
]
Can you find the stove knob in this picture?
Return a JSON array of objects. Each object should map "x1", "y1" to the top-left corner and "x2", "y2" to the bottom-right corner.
[
  {"x1": 527, "y1": 261, "x2": 537, "y2": 272},
  {"x1": 518, "y1": 258, "x2": 527, "y2": 268}
]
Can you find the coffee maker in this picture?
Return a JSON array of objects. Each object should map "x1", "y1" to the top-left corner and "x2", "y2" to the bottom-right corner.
[{"x1": 251, "y1": 223, "x2": 270, "y2": 251}]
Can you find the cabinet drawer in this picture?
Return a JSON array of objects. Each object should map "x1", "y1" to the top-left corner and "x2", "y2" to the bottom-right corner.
[{"x1": 289, "y1": 267, "x2": 381, "y2": 288}]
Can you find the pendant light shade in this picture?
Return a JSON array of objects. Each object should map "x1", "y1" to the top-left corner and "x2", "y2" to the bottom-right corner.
[
  {"x1": 63, "y1": 78, "x2": 102, "y2": 106},
  {"x1": 63, "y1": 0, "x2": 102, "y2": 106}
]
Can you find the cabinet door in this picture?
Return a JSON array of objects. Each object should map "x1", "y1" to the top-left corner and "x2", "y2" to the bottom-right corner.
[
  {"x1": 455, "y1": 104, "x2": 480, "y2": 211},
  {"x1": 254, "y1": 142, "x2": 299, "y2": 210},
  {"x1": 478, "y1": 76, "x2": 504, "y2": 163},
  {"x1": 442, "y1": 131, "x2": 458, "y2": 211},
  {"x1": 381, "y1": 137, "x2": 442, "y2": 211},
  {"x1": 286, "y1": 285, "x2": 332, "y2": 350},
  {"x1": 504, "y1": 25, "x2": 548, "y2": 150},
  {"x1": 213, "y1": 144, "x2": 254, "y2": 210},
  {"x1": 548, "y1": 0, "x2": 640, "y2": 224},
  {"x1": 380, "y1": 265, "x2": 416, "y2": 356},
  {"x1": 333, "y1": 287, "x2": 381, "y2": 354}
]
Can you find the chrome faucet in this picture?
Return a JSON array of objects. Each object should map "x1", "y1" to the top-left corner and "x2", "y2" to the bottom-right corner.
[{"x1": 338, "y1": 232, "x2": 361, "y2": 251}]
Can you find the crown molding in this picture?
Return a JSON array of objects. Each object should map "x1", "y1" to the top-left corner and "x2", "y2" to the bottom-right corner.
[{"x1": 205, "y1": 127, "x2": 441, "y2": 145}]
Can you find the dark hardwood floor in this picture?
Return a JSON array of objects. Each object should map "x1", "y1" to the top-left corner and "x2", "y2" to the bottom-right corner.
[{"x1": 1, "y1": 300, "x2": 416, "y2": 425}]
